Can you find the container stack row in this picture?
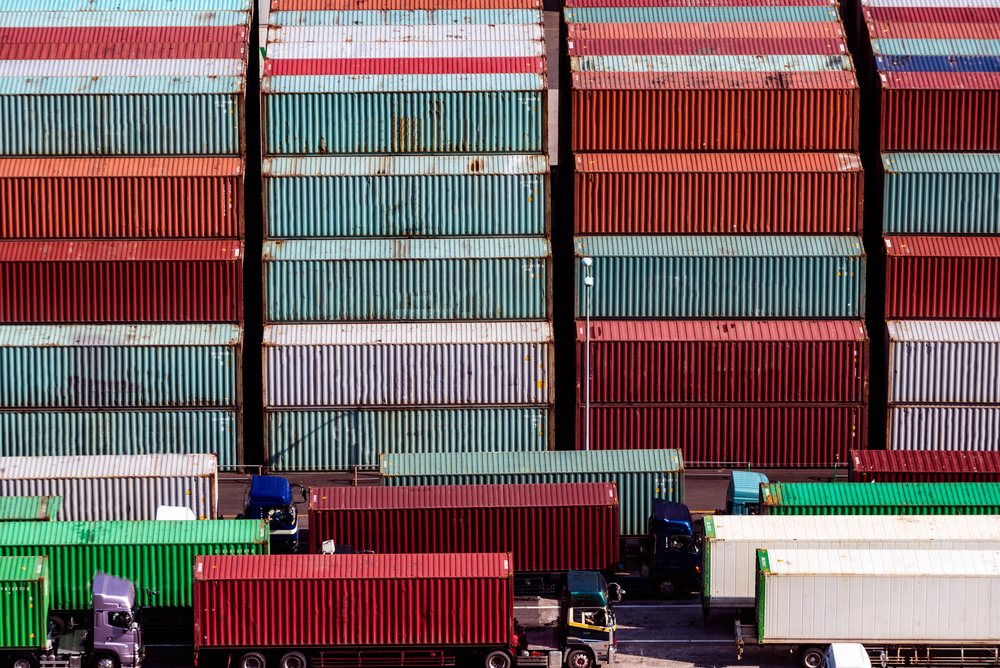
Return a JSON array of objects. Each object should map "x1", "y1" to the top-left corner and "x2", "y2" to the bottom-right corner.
[
  {"x1": 260, "y1": 0, "x2": 553, "y2": 471},
  {"x1": 0, "y1": 0, "x2": 250, "y2": 464},
  {"x1": 857, "y1": 0, "x2": 1000, "y2": 453},
  {"x1": 566, "y1": 0, "x2": 870, "y2": 466}
]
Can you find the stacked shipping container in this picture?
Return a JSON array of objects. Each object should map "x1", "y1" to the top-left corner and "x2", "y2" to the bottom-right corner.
[
  {"x1": 567, "y1": 0, "x2": 868, "y2": 466},
  {"x1": 261, "y1": 1, "x2": 552, "y2": 470},
  {"x1": 0, "y1": 1, "x2": 251, "y2": 463}
]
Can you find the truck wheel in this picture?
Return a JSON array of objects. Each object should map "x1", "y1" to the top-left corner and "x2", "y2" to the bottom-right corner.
[
  {"x1": 92, "y1": 655, "x2": 118, "y2": 668},
  {"x1": 565, "y1": 649, "x2": 594, "y2": 668},
  {"x1": 239, "y1": 652, "x2": 267, "y2": 668},
  {"x1": 484, "y1": 651, "x2": 512, "y2": 668},
  {"x1": 279, "y1": 652, "x2": 307, "y2": 668},
  {"x1": 9, "y1": 654, "x2": 39, "y2": 668},
  {"x1": 800, "y1": 647, "x2": 826, "y2": 668},
  {"x1": 655, "y1": 578, "x2": 679, "y2": 599}
]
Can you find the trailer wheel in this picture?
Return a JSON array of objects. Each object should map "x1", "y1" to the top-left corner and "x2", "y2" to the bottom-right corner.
[
  {"x1": 279, "y1": 652, "x2": 307, "y2": 668},
  {"x1": 239, "y1": 652, "x2": 267, "y2": 668},
  {"x1": 484, "y1": 650, "x2": 512, "y2": 668},
  {"x1": 800, "y1": 647, "x2": 826, "y2": 668},
  {"x1": 565, "y1": 649, "x2": 594, "y2": 668},
  {"x1": 654, "y1": 578, "x2": 679, "y2": 599},
  {"x1": 8, "y1": 653, "x2": 39, "y2": 668}
]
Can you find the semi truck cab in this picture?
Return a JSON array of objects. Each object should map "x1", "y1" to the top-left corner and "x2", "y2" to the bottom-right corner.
[
  {"x1": 241, "y1": 476, "x2": 304, "y2": 553},
  {"x1": 558, "y1": 571, "x2": 620, "y2": 667},
  {"x1": 647, "y1": 500, "x2": 700, "y2": 598}
]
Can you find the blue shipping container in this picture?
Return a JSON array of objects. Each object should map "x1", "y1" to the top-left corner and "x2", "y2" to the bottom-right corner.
[
  {"x1": 871, "y1": 39, "x2": 1000, "y2": 57},
  {"x1": 874, "y1": 55, "x2": 1000, "y2": 73}
]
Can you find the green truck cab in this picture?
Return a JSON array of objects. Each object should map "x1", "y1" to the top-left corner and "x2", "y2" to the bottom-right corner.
[{"x1": 556, "y1": 571, "x2": 621, "y2": 667}]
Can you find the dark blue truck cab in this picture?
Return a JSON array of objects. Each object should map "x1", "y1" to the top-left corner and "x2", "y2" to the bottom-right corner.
[
  {"x1": 241, "y1": 476, "x2": 304, "y2": 553},
  {"x1": 647, "y1": 499, "x2": 701, "y2": 599}
]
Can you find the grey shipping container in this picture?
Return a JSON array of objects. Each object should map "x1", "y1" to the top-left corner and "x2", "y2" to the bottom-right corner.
[{"x1": 888, "y1": 406, "x2": 1000, "y2": 452}]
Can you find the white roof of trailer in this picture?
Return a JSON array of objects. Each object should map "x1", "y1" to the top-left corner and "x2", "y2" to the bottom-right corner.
[
  {"x1": 707, "y1": 515, "x2": 1000, "y2": 542},
  {"x1": 0, "y1": 455, "x2": 218, "y2": 480},
  {"x1": 762, "y1": 549, "x2": 1000, "y2": 575}
]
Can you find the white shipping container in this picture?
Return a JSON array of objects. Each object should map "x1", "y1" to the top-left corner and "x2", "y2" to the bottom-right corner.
[
  {"x1": 757, "y1": 549, "x2": 1000, "y2": 644},
  {"x1": 0, "y1": 454, "x2": 217, "y2": 521},
  {"x1": 887, "y1": 320, "x2": 1000, "y2": 404},
  {"x1": 889, "y1": 405, "x2": 1000, "y2": 451},
  {"x1": 263, "y1": 323, "x2": 553, "y2": 407},
  {"x1": 265, "y1": 41, "x2": 544, "y2": 59},
  {"x1": 267, "y1": 25, "x2": 544, "y2": 43},
  {"x1": 704, "y1": 514, "x2": 1000, "y2": 609}
]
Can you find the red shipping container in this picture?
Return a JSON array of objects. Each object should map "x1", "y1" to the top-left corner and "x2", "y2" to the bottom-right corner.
[
  {"x1": 193, "y1": 553, "x2": 514, "y2": 650},
  {"x1": 875, "y1": 72, "x2": 1000, "y2": 152},
  {"x1": 850, "y1": 450, "x2": 1000, "y2": 483},
  {"x1": 0, "y1": 158, "x2": 244, "y2": 239},
  {"x1": 575, "y1": 404, "x2": 867, "y2": 467},
  {"x1": 574, "y1": 153, "x2": 863, "y2": 235},
  {"x1": 567, "y1": 22, "x2": 845, "y2": 39},
  {"x1": 567, "y1": 38, "x2": 850, "y2": 56},
  {"x1": 861, "y1": 7, "x2": 1000, "y2": 24},
  {"x1": 572, "y1": 71, "x2": 860, "y2": 152},
  {"x1": 0, "y1": 26, "x2": 248, "y2": 44},
  {"x1": 865, "y1": 21, "x2": 1000, "y2": 40},
  {"x1": 309, "y1": 483, "x2": 620, "y2": 573},
  {"x1": 0, "y1": 241, "x2": 243, "y2": 323},
  {"x1": 884, "y1": 236, "x2": 1000, "y2": 319},
  {"x1": 576, "y1": 320, "x2": 869, "y2": 403},
  {"x1": 0, "y1": 42, "x2": 247, "y2": 60},
  {"x1": 567, "y1": 0, "x2": 835, "y2": 5}
]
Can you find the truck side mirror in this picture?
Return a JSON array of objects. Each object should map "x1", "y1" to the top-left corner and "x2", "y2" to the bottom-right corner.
[{"x1": 607, "y1": 582, "x2": 623, "y2": 602}]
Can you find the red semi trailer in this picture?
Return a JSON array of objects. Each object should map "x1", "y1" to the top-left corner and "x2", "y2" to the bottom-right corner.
[{"x1": 850, "y1": 450, "x2": 1000, "y2": 483}]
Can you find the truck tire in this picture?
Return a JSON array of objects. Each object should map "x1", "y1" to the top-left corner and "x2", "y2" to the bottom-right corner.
[
  {"x1": 92, "y1": 655, "x2": 118, "y2": 668},
  {"x1": 654, "y1": 578, "x2": 679, "y2": 599},
  {"x1": 8, "y1": 654, "x2": 39, "y2": 668},
  {"x1": 279, "y1": 652, "x2": 307, "y2": 668},
  {"x1": 239, "y1": 652, "x2": 267, "y2": 668},
  {"x1": 565, "y1": 649, "x2": 594, "y2": 668},
  {"x1": 484, "y1": 651, "x2": 512, "y2": 668},
  {"x1": 800, "y1": 647, "x2": 826, "y2": 668}
]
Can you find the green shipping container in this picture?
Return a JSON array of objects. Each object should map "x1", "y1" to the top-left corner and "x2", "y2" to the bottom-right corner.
[
  {"x1": 760, "y1": 482, "x2": 1000, "y2": 515},
  {"x1": 0, "y1": 497, "x2": 61, "y2": 521},
  {"x1": 379, "y1": 450, "x2": 685, "y2": 537},
  {"x1": 0, "y1": 556, "x2": 49, "y2": 651},
  {"x1": 0, "y1": 521, "x2": 268, "y2": 611}
]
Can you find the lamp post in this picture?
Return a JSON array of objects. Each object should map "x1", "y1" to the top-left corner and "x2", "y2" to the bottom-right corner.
[{"x1": 581, "y1": 257, "x2": 594, "y2": 451}]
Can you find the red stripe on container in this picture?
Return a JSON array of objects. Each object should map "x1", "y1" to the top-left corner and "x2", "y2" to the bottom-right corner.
[
  {"x1": 884, "y1": 236, "x2": 1000, "y2": 320},
  {"x1": 0, "y1": 158, "x2": 244, "y2": 239},
  {"x1": 0, "y1": 42, "x2": 246, "y2": 60},
  {"x1": 862, "y1": 6, "x2": 1000, "y2": 23},
  {"x1": 265, "y1": 56, "x2": 544, "y2": 75},
  {"x1": 576, "y1": 320, "x2": 869, "y2": 403},
  {"x1": 567, "y1": 22, "x2": 844, "y2": 39},
  {"x1": 866, "y1": 21, "x2": 1000, "y2": 40},
  {"x1": 877, "y1": 82, "x2": 1000, "y2": 152},
  {"x1": 574, "y1": 153, "x2": 862, "y2": 234},
  {"x1": 272, "y1": 0, "x2": 540, "y2": 9},
  {"x1": 850, "y1": 450, "x2": 1000, "y2": 483},
  {"x1": 575, "y1": 404, "x2": 867, "y2": 468},
  {"x1": 572, "y1": 86, "x2": 859, "y2": 151},
  {"x1": 308, "y1": 484, "x2": 620, "y2": 573},
  {"x1": 193, "y1": 553, "x2": 514, "y2": 649},
  {"x1": 0, "y1": 241, "x2": 243, "y2": 324},
  {"x1": 0, "y1": 26, "x2": 247, "y2": 44},
  {"x1": 567, "y1": 37, "x2": 849, "y2": 55}
]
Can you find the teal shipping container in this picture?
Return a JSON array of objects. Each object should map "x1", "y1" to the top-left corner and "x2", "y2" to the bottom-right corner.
[
  {"x1": 266, "y1": 407, "x2": 553, "y2": 471},
  {"x1": 574, "y1": 236, "x2": 865, "y2": 319},
  {"x1": 270, "y1": 9, "x2": 543, "y2": 25},
  {"x1": 261, "y1": 75, "x2": 545, "y2": 155},
  {"x1": 880, "y1": 153, "x2": 1000, "y2": 234},
  {"x1": 263, "y1": 238, "x2": 551, "y2": 322},
  {"x1": 0, "y1": 497, "x2": 61, "y2": 522},
  {"x1": 263, "y1": 155, "x2": 549, "y2": 238},
  {"x1": 562, "y1": 6, "x2": 842, "y2": 23},
  {"x1": 760, "y1": 482, "x2": 1000, "y2": 515},
  {"x1": 0, "y1": 410, "x2": 241, "y2": 468},
  {"x1": 379, "y1": 449, "x2": 685, "y2": 536},
  {"x1": 0, "y1": 325, "x2": 241, "y2": 409}
]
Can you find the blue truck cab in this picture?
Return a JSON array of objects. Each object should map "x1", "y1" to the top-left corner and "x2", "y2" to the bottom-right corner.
[
  {"x1": 647, "y1": 499, "x2": 701, "y2": 599},
  {"x1": 241, "y1": 476, "x2": 304, "y2": 553}
]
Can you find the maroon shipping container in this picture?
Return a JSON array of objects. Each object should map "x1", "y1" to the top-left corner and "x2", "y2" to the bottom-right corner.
[
  {"x1": 193, "y1": 553, "x2": 514, "y2": 650},
  {"x1": 574, "y1": 153, "x2": 863, "y2": 235},
  {"x1": 575, "y1": 404, "x2": 867, "y2": 467},
  {"x1": 850, "y1": 450, "x2": 1000, "y2": 483},
  {"x1": 861, "y1": 7, "x2": 1000, "y2": 23},
  {"x1": 0, "y1": 26, "x2": 248, "y2": 44},
  {"x1": 567, "y1": 38, "x2": 849, "y2": 56},
  {"x1": 566, "y1": 0, "x2": 836, "y2": 5},
  {"x1": 0, "y1": 240, "x2": 243, "y2": 323},
  {"x1": 884, "y1": 236, "x2": 1000, "y2": 319},
  {"x1": 309, "y1": 483, "x2": 620, "y2": 573},
  {"x1": 571, "y1": 71, "x2": 860, "y2": 152},
  {"x1": 566, "y1": 22, "x2": 845, "y2": 40},
  {"x1": 0, "y1": 158, "x2": 244, "y2": 239},
  {"x1": 576, "y1": 320, "x2": 869, "y2": 403},
  {"x1": 865, "y1": 21, "x2": 1000, "y2": 40}
]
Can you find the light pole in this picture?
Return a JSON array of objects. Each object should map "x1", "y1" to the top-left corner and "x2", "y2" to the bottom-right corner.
[{"x1": 581, "y1": 257, "x2": 594, "y2": 451}]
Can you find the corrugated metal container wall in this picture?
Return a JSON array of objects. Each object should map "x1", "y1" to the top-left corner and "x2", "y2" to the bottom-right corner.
[
  {"x1": 888, "y1": 406, "x2": 1000, "y2": 453},
  {"x1": 849, "y1": 449, "x2": 1000, "y2": 483},
  {"x1": 0, "y1": 241, "x2": 244, "y2": 324},
  {"x1": 308, "y1": 483, "x2": 620, "y2": 572},
  {"x1": 0, "y1": 158, "x2": 245, "y2": 239},
  {"x1": 574, "y1": 236, "x2": 866, "y2": 319},
  {"x1": 0, "y1": 520, "x2": 268, "y2": 611},
  {"x1": 887, "y1": 321, "x2": 1000, "y2": 404},
  {"x1": 0, "y1": 556, "x2": 49, "y2": 651},
  {"x1": 266, "y1": 407, "x2": 552, "y2": 471},
  {"x1": 884, "y1": 236, "x2": 1000, "y2": 319},
  {"x1": 880, "y1": 153, "x2": 1000, "y2": 234},
  {"x1": 0, "y1": 325, "x2": 242, "y2": 408},
  {"x1": 193, "y1": 553, "x2": 513, "y2": 649},
  {"x1": 759, "y1": 482, "x2": 1000, "y2": 515},
  {"x1": 756, "y1": 549, "x2": 1000, "y2": 644},
  {"x1": 576, "y1": 320, "x2": 869, "y2": 404},
  {"x1": 378, "y1": 450, "x2": 685, "y2": 536},
  {"x1": 264, "y1": 156, "x2": 549, "y2": 238},
  {"x1": 0, "y1": 454, "x2": 219, "y2": 521},
  {"x1": 263, "y1": 239, "x2": 550, "y2": 322},
  {"x1": 263, "y1": 323, "x2": 553, "y2": 406},
  {"x1": 0, "y1": 410, "x2": 240, "y2": 468},
  {"x1": 266, "y1": 9, "x2": 544, "y2": 25},
  {"x1": 574, "y1": 153, "x2": 864, "y2": 235},
  {"x1": 575, "y1": 404, "x2": 866, "y2": 467},
  {"x1": 0, "y1": 496, "x2": 61, "y2": 521}
]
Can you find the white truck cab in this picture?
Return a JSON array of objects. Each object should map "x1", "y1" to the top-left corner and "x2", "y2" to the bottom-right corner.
[{"x1": 825, "y1": 644, "x2": 873, "y2": 668}]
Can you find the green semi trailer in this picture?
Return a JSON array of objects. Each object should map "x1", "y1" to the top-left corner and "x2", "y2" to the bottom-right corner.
[{"x1": 759, "y1": 482, "x2": 1000, "y2": 515}]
